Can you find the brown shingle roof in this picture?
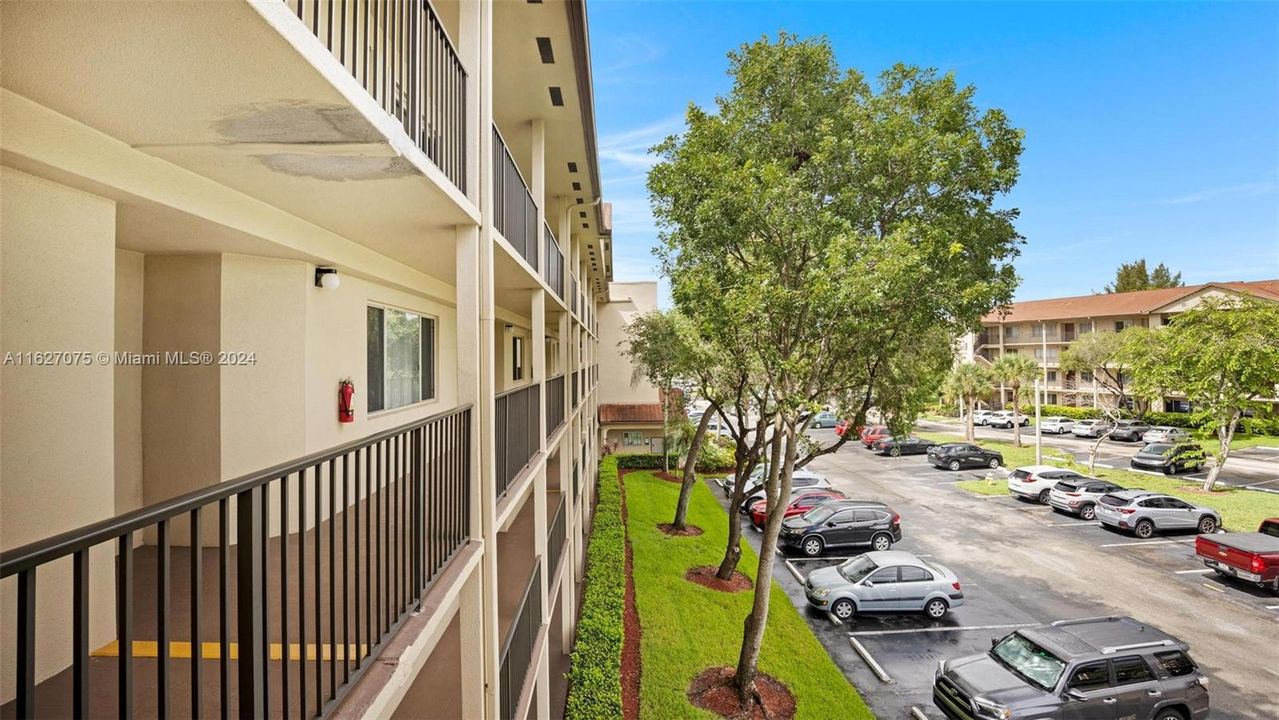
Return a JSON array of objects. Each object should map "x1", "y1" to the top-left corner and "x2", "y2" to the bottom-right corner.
[
  {"x1": 982, "y1": 280, "x2": 1279, "y2": 323},
  {"x1": 599, "y1": 403, "x2": 665, "y2": 424}
]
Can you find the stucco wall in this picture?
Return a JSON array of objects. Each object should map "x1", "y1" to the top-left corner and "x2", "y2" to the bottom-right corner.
[
  {"x1": 597, "y1": 281, "x2": 659, "y2": 406},
  {"x1": 114, "y1": 249, "x2": 145, "y2": 515},
  {"x1": 0, "y1": 168, "x2": 117, "y2": 697}
]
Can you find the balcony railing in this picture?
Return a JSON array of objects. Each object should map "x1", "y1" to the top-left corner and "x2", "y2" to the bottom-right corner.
[
  {"x1": 572, "y1": 463, "x2": 580, "y2": 503},
  {"x1": 548, "y1": 499, "x2": 566, "y2": 576},
  {"x1": 0, "y1": 405, "x2": 472, "y2": 719},
  {"x1": 492, "y1": 126, "x2": 538, "y2": 270},
  {"x1": 498, "y1": 563, "x2": 542, "y2": 720},
  {"x1": 544, "y1": 223, "x2": 564, "y2": 299},
  {"x1": 571, "y1": 370, "x2": 579, "y2": 408},
  {"x1": 495, "y1": 383, "x2": 541, "y2": 498},
  {"x1": 284, "y1": 0, "x2": 468, "y2": 192},
  {"x1": 545, "y1": 374, "x2": 566, "y2": 438},
  {"x1": 569, "y1": 275, "x2": 578, "y2": 317}
]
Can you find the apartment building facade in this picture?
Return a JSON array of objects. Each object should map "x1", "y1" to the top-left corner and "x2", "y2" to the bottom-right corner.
[
  {"x1": 963, "y1": 280, "x2": 1279, "y2": 410},
  {"x1": 0, "y1": 1, "x2": 609, "y2": 718},
  {"x1": 594, "y1": 282, "x2": 667, "y2": 454}
]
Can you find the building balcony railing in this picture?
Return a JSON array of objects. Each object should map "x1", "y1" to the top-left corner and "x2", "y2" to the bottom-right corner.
[
  {"x1": 498, "y1": 563, "x2": 542, "y2": 720},
  {"x1": 492, "y1": 126, "x2": 538, "y2": 270},
  {"x1": 547, "y1": 498, "x2": 566, "y2": 577},
  {"x1": 545, "y1": 374, "x2": 566, "y2": 438},
  {"x1": 284, "y1": 0, "x2": 468, "y2": 193},
  {"x1": 571, "y1": 369, "x2": 580, "y2": 408},
  {"x1": 572, "y1": 463, "x2": 580, "y2": 502},
  {"x1": 495, "y1": 383, "x2": 541, "y2": 499},
  {"x1": 569, "y1": 275, "x2": 578, "y2": 317},
  {"x1": 543, "y1": 223, "x2": 564, "y2": 300},
  {"x1": 0, "y1": 405, "x2": 472, "y2": 719}
]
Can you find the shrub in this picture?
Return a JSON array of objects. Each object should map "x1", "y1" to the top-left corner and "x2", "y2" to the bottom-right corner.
[
  {"x1": 1140, "y1": 411, "x2": 1201, "y2": 430},
  {"x1": 1241, "y1": 416, "x2": 1279, "y2": 437},
  {"x1": 614, "y1": 452, "x2": 733, "y2": 472},
  {"x1": 565, "y1": 456, "x2": 624, "y2": 719},
  {"x1": 1039, "y1": 404, "x2": 1103, "y2": 420}
]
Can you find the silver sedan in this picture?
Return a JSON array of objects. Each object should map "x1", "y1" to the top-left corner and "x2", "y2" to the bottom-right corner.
[
  {"x1": 804, "y1": 551, "x2": 964, "y2": 621},
  {"x1": 1143, "y1": 426, "x2": 1191, "y2": 443}
]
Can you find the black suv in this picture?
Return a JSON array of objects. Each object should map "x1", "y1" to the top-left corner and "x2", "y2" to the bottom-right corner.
[
  {"x1": 1131, "y1": 442, "x2": 1208, "y2": 475},
  {"x1": 779, "y1": 500, "x2": 902, "y2": 557},
  {"x1": 934, "y1": 616, "x2": 1209, "y2": 720},
  {"x1": 928, "y1": 443, "x2": 1003, "y2": 471}
]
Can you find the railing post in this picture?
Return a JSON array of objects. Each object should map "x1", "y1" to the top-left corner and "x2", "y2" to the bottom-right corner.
[{"x1": 236, "y1": 486, "x2": 266, "y2": 719}]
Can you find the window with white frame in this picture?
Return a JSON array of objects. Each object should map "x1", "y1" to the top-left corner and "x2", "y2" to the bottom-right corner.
[
  {"x1": 512, "y1": 335, "x2": 524, "y2": 381},
  {"x1": 622, "y1": 431, "x2": 646, "y2": 446},
  {"x1": 367, "y1": 305, "x2": 436, "y2": 413}
]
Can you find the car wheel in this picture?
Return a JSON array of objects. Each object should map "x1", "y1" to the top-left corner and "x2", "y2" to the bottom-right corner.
[
  {"x1": 889, "y1": 446, "x2": 901, "y2": 457},
  {"x1": 1163, "y1": 465, "x2": 1174, "y2": 475},
  {"x1": 1079, "y1": 504, "x2": 1096, "y2": 521},
  {"x1": 1038, "y1": 489, "x2": 1051, "y2": 504},
  {"x1": 1198, "y1": 516, "x2": 1218, "y2": 534},
  {"x1": 987, "y1": 457, "x2": 1000, "y2": 469},
  {"x1": 831, "y1": 598, "x2": 855, "y2": 621},
  {"x1": 924, "y1": 598, "x2": 948, "y2": 619},
  {"x1": 871, "y1": 533, "x2": 893, "y2": 551},
  {"x1": 1154, "y1": 709, "x2": 1186, "y2": 720},
  {"x1": 948, "y1": 460, "x2": 961, "y2": 471},
  {"x1": 1134, "y1": 520, "x2": 1155, "y2": 539},
  {"x1": 802, "y1": 536, "x2": 824, "y2": 557}
]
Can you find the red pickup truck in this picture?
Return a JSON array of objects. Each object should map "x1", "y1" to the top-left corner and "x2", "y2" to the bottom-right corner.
[{"x1": 1195, "y1": 518, "x2": 1279, "y2": 593}]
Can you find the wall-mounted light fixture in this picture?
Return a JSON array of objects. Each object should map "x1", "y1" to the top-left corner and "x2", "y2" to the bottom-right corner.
[
  {"x1": 504, "y1": 323, "x2": 514, "y2": 331},
  {"x1": 315, "y1": 267, "x2": 341, "y2": 290}
]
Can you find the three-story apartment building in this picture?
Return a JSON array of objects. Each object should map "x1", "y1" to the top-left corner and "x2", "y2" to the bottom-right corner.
[
  {"x1": 965, "y1": 280, "x2": 1279, "y2": 410},
  {"x1": 1, "y1": 1, "x2": 608, "y2": 718}
]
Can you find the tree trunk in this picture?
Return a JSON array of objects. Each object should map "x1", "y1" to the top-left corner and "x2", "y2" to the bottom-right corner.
[
  {"x1": 965, "y1": 397, "x2": 975, "y2": 441},
  {"x1": 1011, "y1": 382, "x2": 1023, "y2": 448},
  {"x1": 733, "y1": 418, "x2": 793, "y2": 703},
  {"x1": 1202, "y1": 411, "x2": 1240, "y2": 491},
  {"x1": 673, "y1": 408, "x2": 716, "y2": 530}
]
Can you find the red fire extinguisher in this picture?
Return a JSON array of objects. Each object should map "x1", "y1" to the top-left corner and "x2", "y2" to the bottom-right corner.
[{"x1": 338, "y1": 379, "x2": 356, "y2": 423}]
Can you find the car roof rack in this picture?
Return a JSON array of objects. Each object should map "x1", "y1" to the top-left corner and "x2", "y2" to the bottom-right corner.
[{"x1": 1101, "y1": 640, "x2": 1177, "y2": 654}]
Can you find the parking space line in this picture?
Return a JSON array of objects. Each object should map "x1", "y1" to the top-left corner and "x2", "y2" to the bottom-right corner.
[
  {"x1": 1175, "y1": 568, "x2": 1212, "y2": 575},
  {"x1": 1099, "y1": 539, "x2": 1193, "y2": 548},
  {"x1": 1201, "y1": 583, "x2": 1225, "y2": 593},
  {"x1": 910, "y1": 707, "x2": 931, "y2": 720},
  {"x1": 848, "y1": 622, "x2": 1034, "y2": 637},
  {"x1": 846, "y1": 636, "x2": 893, "y2": 684},
  {"x1": 1046, "y1": 521, "x2": 1095, "y2": 527},
  {"x1": 826, "y1": 611, "x2": 843, "y2": 626},
  {"x1": 783, "y1": 559, "x2": 804, "y2": 583},
  {"x1": 1265, "y1": 605, "x2": 1279, "y2": 610}
]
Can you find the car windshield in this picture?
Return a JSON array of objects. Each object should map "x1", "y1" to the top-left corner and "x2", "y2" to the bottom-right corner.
[
  {"x1": 837, "y1": 555, "x2": 878, "y2": 583},
  {"x1": 989, "y1": 633, "x2": 1066, "y2": 692},
  {"x1": 802, "y1": 506, "x2": 837, "y2": 524}
]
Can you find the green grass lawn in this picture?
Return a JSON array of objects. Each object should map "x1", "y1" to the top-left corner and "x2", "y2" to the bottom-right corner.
[
  {"x1": 624, "y1": 471, "x2": 873, "y2": 720},
  {"x1": 919, "y1": 431, "x2": 1279, "y2": 531}
]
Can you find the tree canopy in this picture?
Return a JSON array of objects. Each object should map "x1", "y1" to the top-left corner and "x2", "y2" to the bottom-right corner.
[{"x1": 1103, "y1": 258, "x2": 1184, "y2": 293}]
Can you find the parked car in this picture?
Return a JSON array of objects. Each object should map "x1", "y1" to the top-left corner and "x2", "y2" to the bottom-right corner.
[
  {"x1": 748, "y1": 490, "x2": 846, "y2": 530},
  {"x1": 1047, "y1": 478, "x2": 1126, "y2": 521},
  {"x1": 779, "y1": 500, "x2": 902, "y2": 557},
  {"x1": 808, "y1": 411, "x2": 839, "y2": 429},
  {"x1": 927, "y1": 443, "x2": 1003, "y2": 471},
  {"x1": 860, "y1": 425, "x2": 891, "y2": 448},
  {"x1": 1130, "y1": 442, "x2": 1208, "y2": 475},
  {"x1": 834, "y1": 419, "x2": 862, "y2": 438},
  {"x1": 1071, "y1": 418, "x2": 1113, "y2": 438},
  {"x1": 872, "y1": 435, "x2": 936, "y2": 457},
  {"x1": 1109, "y1": 419, "x2": 1152, "y2": 442},
  {"x1": 804, "y1": 550, "x2": 963, "y2": 621},
  {"x1": 933, "y1": 616, "x2": 1210, "y2": 720},
  {"x1": 740, "y1": 469, "x2": 831, "y2": 513},
  {"x1": 1195, "y1": 518, "x2": 1279, "y2": 593},
  {"x1": 988, "y1": 410, "x2": 1030, "y2": 428},
  {"x1": 971, "y1": 409, "x2": 997, "y2": 426},
  {"x1": 1143, "y1": 426, "x2": 1192, "y2": 444},
  {"x1": 718, "y1": 465, "x2": 766, "y2": 495},
  {"x1": 1038, "y1": 416, "x2": 1076, "y2": 434},
  {"x1": 1096, "y1": 490, "x2": 1221, "y2": 538},
  {"x1": 1007, "y1": 465, "x2": 1091, "y2": 504}
]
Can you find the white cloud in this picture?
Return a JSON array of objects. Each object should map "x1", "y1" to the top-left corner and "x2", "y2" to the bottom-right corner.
[{"x1": 1159, "y1": 180, "x2": 1277, "y2": 205}]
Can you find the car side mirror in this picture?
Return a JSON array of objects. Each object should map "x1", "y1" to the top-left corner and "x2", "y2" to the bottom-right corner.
[
  {"x1": 826, "y1": 521, "x2": 837, "y2": 528},
  {"x1": 1064, "y1": 689, "x2": 1087, "y2": 702},
  {"x1": 862, "y1": 580, "x2": 874, "y2": 588}
]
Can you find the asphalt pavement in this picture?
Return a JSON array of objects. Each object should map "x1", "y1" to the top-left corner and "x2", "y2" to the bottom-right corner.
[{"x1": 711, "y1": 437, "x2": 1279, "y2": 720}]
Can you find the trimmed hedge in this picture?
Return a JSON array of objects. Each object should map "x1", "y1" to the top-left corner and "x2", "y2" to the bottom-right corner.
[
  {"x1": 565, "y1": 456, "x2": 624, "y2": 720},
  {"x1": 1039, "y1": 404, "x2": 1104, "y2": 420},
  {"x1": 614, "y1": 452, "x2": 734, "y2": 473}
]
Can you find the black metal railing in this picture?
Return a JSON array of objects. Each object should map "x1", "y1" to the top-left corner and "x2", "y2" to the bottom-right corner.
[
  {"x1": 498, "y1": 563, "x2": 542, "y2": 720},
  {"x1": 0, "y1": 405, "x2": 472, "y2": 720},
  {"x1": 283, "y1": 0, "x2": 468, "y2": 193},
  {"x1": 543, "y1": 223, "x2": 564, "y2": 299},
  {"x1": 571, "y1": 370, "x2": 579, "y2": 409},
  {"x1": 495, "y1": 383, "x2": 541, "y2": 498},
  {"x1": 493, "y1": 126, "x2": 538, "y2": 269},
  {"x1": 572, "y1": 464, "x2": 580, "y2": 501},
  {"x1": 545, "y1": 374, "x2": 566, "y2": 438},
  {"x1": 548, "y1": 499, "x2": 566, "y2": 576}
]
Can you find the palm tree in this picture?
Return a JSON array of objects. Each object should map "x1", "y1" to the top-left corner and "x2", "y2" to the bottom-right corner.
[
  {"x1": 991, "y1": 354, "x2": 1040, "y2": 447},
  {"x1": 943, "y1": 363, "x2": 992, "y2": 441}
]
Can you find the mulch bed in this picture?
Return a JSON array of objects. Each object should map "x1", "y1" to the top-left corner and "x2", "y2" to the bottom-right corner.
[
  {"x1": 684, "y1": 565, "x2": 753, "y2": 593},
  {"x1": 654, "y1": 470, "x2": 682, "y2": 483},
  {"x1": 688, "y1": 666, "x2": 796, "y2": 720},
  {"x1": 620, "y1": 474, "x2": 642, "y2": 720},
  {"x1": 658, "y1": 523, "x2": 704, "y2": 536}
]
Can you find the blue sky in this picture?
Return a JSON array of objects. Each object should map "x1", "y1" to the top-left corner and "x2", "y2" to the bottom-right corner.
[{"x1": 587, "y1": 1, "x2": 1279, "y2": 303}]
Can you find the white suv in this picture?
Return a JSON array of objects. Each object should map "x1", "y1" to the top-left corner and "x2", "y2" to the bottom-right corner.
[
  {"x1": 988, "y1": 410, "x2": 1029, "y2": 428},
  {"x1": 971, "y1": 410, "x2": 996, "y2": 426},
  {"x1": 1007, "y1": 465, "x2": 1089, "y2": 504}
]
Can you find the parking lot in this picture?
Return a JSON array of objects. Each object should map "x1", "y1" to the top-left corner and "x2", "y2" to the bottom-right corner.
[{"x1": 717, "y1": 433, "x2": 1279, "y2": 719}]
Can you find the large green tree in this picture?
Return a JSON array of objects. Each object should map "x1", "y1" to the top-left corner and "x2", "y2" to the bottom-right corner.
[
  {"x1": 1060, "y1": 329, "x2": 1143, "y2": 472},
  {"x1": 1127, "y1": 296, "x2": 1279, "y2": 490},
  {"x1": 1104, "y1": 258, "x2": 1184, "y2": 293},
  {"x1": 990, "y1": 354, "x2": 1039, "y2": 447},
  {"x1": 648, "y1": 33, "x2": 1022, "y2": 707},
  {"x1": 943, "y1": 362, "x2": 992, "y2": 441}
]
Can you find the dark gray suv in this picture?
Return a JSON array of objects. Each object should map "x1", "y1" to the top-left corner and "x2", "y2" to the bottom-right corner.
[{"x1": 934, "y1": 616, "x2": 1209, "y2": 720}]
